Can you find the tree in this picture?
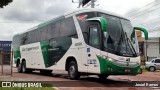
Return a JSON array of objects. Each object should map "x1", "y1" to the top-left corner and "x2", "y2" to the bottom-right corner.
[{"x1": 0, "y1": 0, "x2": 13, "y2": 8}]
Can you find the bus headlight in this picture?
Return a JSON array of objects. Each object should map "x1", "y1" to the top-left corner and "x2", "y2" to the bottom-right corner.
[
  {"x1": 101, "y1": 55, "x2": 115, "y2": 62},
  {"x1": 108, "y1": 58, "x2": 113, "y2": 62}
]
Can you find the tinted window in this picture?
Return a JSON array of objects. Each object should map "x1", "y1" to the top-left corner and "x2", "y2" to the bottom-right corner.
[
  {"x1": 76, "y1": 12, "x2": 97, "y2": 33},
  {"x1": 89, "y1": 26, "x2": 100, "y2": 49},
  {"x1": 27, "y1": 30, "x2": 36, "y2": 44},
  {"x1": 35, "y1": 29, "x2": 41, "y2": 42},
  {"x1": 21, "y1": 33, "x2": 28, "y2": 45},
  {"x1": 155, "y1": 59, "x2": 160, "y2": 63},
  {"x1": 12, "y1": 35, "x2": 21, "y2": 48},
  {"x1": 46, "y1": 21, "x2": 60, "y2": 39},
  {"x1": 76, "y1": 12, "x2": 97, "y2": 44},
  {"x1": 101, "y1": 14, "x2": 122, "y2": 41},
  {"x1": 60, "y1": 17, "x2": 77, "y2": 37},
  {"x1": 100, "y1": 14, "x2": 122, "y2": 52},
  {"x1": 100, "y1": 13, "x2": 136, "y2": 57},
  {"x1": 40, "y1": 28, "x2": 48, "y2": 41}
]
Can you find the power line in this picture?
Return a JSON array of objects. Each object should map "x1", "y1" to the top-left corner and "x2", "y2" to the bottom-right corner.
[
  {"x1": 128, "y1": 4, "x2": 160, "y2": 17},
  {"x1": 127, "y1": 2, "x2": 160, "y2": 17},
  {"x1": 127, "y1": 1, "x2": 160, "y2": 16},
  {"x1": 126, "y1": 1, "x2": 155, "y2": 16}
]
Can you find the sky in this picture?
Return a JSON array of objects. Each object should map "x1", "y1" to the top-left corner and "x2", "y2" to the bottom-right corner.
[{"x1": 0, "y1": 0, "x2": 157, "y2": 40}]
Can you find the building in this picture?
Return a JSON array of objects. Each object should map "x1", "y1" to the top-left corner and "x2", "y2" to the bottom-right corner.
[
  {"x1": 0, "y1": 41, "x2": 12, "y2": 64},
  {"x1": 143, "y1": 37, "x2": 160, "y2": 61}
]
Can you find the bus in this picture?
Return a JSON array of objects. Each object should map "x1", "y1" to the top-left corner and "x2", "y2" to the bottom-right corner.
[{"x1": 12, "y1": 8, "x2": 148, "y2": 80}]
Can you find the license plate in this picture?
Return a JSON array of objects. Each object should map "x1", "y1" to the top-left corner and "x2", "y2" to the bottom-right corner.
[{"x1": 125, "y1": 69, "x2": 131, "y2": 72}]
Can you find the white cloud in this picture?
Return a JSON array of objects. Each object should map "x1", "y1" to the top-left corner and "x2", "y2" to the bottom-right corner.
[
  {"x1": 0, "y1": 23, "x2": 39, "y2": 40},
  {"x1": 97, "y1": 0, "x2": 154, "y2": 15},
  {"x1": 0, "y1": 0, "x2": 156, "y2": 40}
]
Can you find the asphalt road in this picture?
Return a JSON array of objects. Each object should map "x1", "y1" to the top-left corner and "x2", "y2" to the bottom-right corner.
[{"x1": 0, "y1": 65, "x2": 160, "y2": 90}]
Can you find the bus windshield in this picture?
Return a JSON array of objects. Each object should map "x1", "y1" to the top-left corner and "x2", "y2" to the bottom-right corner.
[{"x1": 102, "y1": 15, "x2": 139, "y2": 57}]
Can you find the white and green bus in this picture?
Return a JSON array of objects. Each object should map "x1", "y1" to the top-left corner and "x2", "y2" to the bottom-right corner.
[{"x1": 12, "y1": 8, "x2": 148, "y2": 80}]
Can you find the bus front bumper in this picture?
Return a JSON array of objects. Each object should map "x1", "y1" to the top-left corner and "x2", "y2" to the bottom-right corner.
[{"x1": 97, "y1": 56, "x2": 140, "y2": 75}]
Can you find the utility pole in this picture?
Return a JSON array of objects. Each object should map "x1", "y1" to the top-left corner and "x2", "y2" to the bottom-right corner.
[
  {"x1": 91, "y1": 0, "x2": 94, "y2": 8},
  {"x1": 72, "y1": 0, "x2": 97, "y2": 8}
]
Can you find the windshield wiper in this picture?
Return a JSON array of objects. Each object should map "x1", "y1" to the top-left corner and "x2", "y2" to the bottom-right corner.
[{"x1": 124, "y1": 32, "x2": 137, "y2": 57}]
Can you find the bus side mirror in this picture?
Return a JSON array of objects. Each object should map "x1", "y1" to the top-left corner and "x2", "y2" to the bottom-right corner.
[
  {"x1": 134, "y1": 27, "x2": 148, "y2": 40},
  {"x1": 99, "y1": 18, "x2": 107, "y2": 32},
  {"x1": 86, "y1": 17, "x2": 107, "y2": 32}
]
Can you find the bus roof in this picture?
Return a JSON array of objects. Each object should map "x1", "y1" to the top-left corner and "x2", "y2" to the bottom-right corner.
[
  {"x1": 65, "y1": 8, "x2": 129, "y2": 20},
  {"x1": 14, "y1": 8, "x2": 129, "y2": 36}
]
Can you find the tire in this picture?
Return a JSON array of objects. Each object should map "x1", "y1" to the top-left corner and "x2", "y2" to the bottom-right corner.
[
  {"x1": 68, "y1": 61, "x2": 80, "y2": 80},
  {"x1": 21, "y1": 61, "x2": 27, "y2": 73},
  {"x1": 21, "y1": 60, "x2": 33, "y2": 73},
  {"x1": 17, "y1": 62, "x2": 22, "y2": 73},
  {"x1": 98, "y1": 74, "x2": 108, "y2": 81},
  {"x1": 149, "y1": 66, "x2": 156, "y2": 72}
]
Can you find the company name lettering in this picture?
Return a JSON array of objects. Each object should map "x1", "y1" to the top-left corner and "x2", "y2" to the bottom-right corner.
[
  {"x1": 22, "y1": 46, "x2": 39, "y2": 51},
  {"x1": 0, "y1": 44, "x2": 11, "y2": 47}
]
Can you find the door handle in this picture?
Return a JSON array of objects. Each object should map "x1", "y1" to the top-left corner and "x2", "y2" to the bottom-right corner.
[{"x1": 84, "y1": 64, "x2": 89, "y2": 66}]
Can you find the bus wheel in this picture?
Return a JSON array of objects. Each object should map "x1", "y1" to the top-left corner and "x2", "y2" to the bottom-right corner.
[
  {"x1": 98, "y1": 74, "x2": 108, "y2": 81},
  {"x1": 22, "y1": 61, "x2": 27, "y2": 73},
  {"x1": 17, "y1": 62, "x2": 22, "y2": 73},
  {"x1": 68, "y1": 61, "x2": 80, "y2": 80}
]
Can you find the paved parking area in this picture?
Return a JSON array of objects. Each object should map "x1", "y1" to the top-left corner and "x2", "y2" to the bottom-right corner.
[{"x1": 0, "y1": 65, "x2": 160, "y2": 90}]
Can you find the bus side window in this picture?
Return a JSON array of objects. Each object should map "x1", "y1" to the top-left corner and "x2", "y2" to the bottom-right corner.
[
  {"x1": 21, "y1": 33, "x2": 28, "y2": 45},
  {"x1": 27, "y1": 30, "x2": 36, "y2": 44},
  {"x1": 60, "y1": 17, "x2": 77, "y2": 38},
  {"x1": 50, "y1": 21, "x2": 60, "y2": 39},
  {"x1": 40, "y1": 28, "x2": 48, "y2": 41},
  {"x1": 89, "y1": 26, "x2": 100, "y2": 49},
  {"x1": 35, "y1": 30, "x2": 40, "y2": 42}
]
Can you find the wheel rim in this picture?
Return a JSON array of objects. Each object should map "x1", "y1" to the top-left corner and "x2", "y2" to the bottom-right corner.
[
  {"x1": 22, "y1": 64, "x2": 25, "y2": 72},
  {"x1": 69, "y1": 66, "x2": 75, "y2": 78},
  {"x1": 150, "y1": 67, "x2": 155, "y2": 71}
]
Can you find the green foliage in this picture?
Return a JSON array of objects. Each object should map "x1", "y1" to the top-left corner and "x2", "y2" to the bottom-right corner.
[
  {"x1": 0, "y1": 0, "x2": 13, "y2": 8},
  {"x1": 141, "y1": 66, "x2": 148, "y2": 72}
]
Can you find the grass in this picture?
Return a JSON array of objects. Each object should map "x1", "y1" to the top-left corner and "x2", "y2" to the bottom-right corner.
[
  {"x1": 0, "y1": 87, "x2": 56, "y2": 90},
  {"x1": 141, "y1": 66, "x2": 148, "y2": 72}
]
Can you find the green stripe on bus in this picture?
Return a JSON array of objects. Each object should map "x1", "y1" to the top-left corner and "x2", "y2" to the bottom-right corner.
[
  {"x1": 97, "y1": 56, "x2": 140, "y2": 75},
  {"x1": 14, "y1": 47, "x2": 21, "y2": 63},
  {"x1": 40, "y1": 41, "x2": 49, "y2": 68}
]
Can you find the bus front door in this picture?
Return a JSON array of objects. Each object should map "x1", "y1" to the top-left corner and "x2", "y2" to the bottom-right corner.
[{"x1": 86, "y1": 24, "x2": 101, "y2": 74}]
